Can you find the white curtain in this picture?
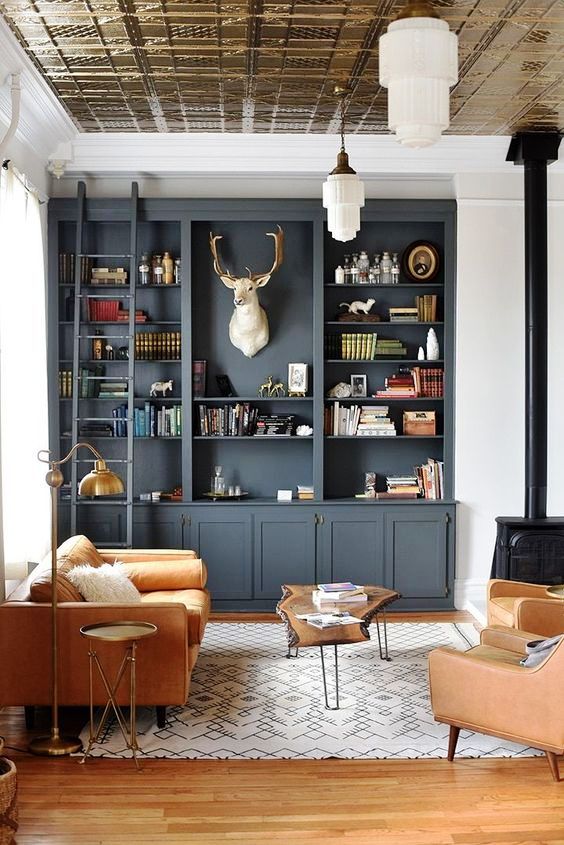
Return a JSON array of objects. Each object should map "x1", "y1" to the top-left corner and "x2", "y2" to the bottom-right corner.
[{"x1": 0, "y1": 166, "x2": 50, "y2": 586}]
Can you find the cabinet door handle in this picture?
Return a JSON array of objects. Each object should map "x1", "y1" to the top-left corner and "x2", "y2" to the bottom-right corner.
[{"x1": 317, "y1": 514, "x2": 324, "y2": 525}]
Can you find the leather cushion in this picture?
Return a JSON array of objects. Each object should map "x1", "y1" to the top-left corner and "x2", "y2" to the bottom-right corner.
[
  {"x1": 121, "y1": 558, "x2": 208, "y2": 592},
  {"x1": 30, "y1": 535, "x2": 105, "y2": 603},
  {"x1": 465, "y1": 644, "x2": 524, "y2": 666},
  {"x1": 489, "y1": 597, "x2": 518, "y2": 627},
  {"x1": 140, "y1": 588, "x2": 211, "y2": 643}
]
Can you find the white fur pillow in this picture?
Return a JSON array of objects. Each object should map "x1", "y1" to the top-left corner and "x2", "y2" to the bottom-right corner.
[{"x1": 66, "y1": 563, "x2": 141, "y2": 603}]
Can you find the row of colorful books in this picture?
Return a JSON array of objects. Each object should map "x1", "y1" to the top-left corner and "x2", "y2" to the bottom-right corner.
[
  {"x1": 134, "y1": 403, "x2": 182, "y2": 437},
  {"x1": 197, "y1": 403, "x2": 260, "y2": 437}
]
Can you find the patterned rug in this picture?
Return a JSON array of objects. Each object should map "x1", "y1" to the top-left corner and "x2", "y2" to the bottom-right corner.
[{"x1": 81, "y1": 621, "x2": 541, "y2": 760}]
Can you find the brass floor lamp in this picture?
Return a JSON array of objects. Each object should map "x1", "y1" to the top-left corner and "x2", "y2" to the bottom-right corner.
[{"x1": 29, "y1": 442, "x2": 124, "y2": 756}]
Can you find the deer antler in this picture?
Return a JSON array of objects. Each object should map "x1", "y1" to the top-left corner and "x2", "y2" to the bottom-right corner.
[
  {"x1": 248, "y1": 225, "x2": 284, "y2": 282},
  {"x1": 209, "y1": 232, "x2": 236, "y2": 282}
]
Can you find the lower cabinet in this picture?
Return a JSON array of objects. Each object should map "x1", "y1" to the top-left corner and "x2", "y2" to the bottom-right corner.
[
  {"x1": 383, "y1": 507, "x2": 455, "y2": 604},
  {"x1": 76, "y1": 502, "x2": 455, "y2": 610},
  {"x1": 318, "y1": 508, "x2": 384, "y2": 587},
  {"x1": 189, "y1": 507, "x2": 253, "y2": 600},
  {"x1": 133, "y1": 505, "x2": 185, "y2": 549},
  {"x1": 253, "y1": 508, "x2": 316, "y2": 599}
]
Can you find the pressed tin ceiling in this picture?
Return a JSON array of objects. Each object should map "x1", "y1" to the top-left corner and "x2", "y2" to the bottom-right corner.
[{"x1": 0, "y1": 0, "x2": 564, "y2": 134}]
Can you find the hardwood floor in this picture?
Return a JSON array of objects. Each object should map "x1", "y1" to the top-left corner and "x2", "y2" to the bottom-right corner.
[{"x1": 2, "y1": 613, "x2": 563, "y2": 845}]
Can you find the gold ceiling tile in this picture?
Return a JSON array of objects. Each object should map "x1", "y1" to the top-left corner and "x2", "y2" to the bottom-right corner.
[{"x1": 0, "y1": 0, "x2": 563, "y2": 132}]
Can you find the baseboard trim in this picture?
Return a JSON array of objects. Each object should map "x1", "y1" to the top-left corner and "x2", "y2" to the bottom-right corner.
[{"x1": 454, "y1": 578, "x2": 488, "y2": 622}]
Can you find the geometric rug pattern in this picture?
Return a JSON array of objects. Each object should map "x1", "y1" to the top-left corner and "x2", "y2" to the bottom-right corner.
[{"x1": 81, "y1": 622, "x2": 541, "y2": 760}]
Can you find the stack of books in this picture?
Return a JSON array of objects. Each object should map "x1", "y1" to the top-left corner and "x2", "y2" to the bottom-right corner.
[
  {"x1": 98, "y1": 380, "x2": 128, "y2": 399},
  {"x1": 297, "y1": 485, "x2": 314, "y2": 500},
  {"x1": 79, "y1": 422, "x2": 112, "y2": 437},
  {"x1": 374, "y1": 369, "x2": 417, "y2": 399},
  {"x1": 389, "y1": 306, "x2": 418, "y2": 322},
  {"x1": 377, "y1": 475, "x2": 421, "y2": 500},
  {"x1": 313, "y1": 582, "x2": 368, "y2": 604},
  {"x1": 374, "y1": 338, "x2": 407, "y2": 357},
  {"x1": 91, "y1": 267, "x2": 128, "y2": 285},
  {"x1": 254, "y1": 414, "x2": 294, "y2": 436},
  {"x1": 86, "y1": 298, "x2": 148, "y2": 322}
]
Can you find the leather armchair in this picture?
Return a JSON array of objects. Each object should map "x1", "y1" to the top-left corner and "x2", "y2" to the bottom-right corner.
[
  {"x1": 488, "y1": 578, "x2": 564, "y2": 636},
  {"x1": 429, "y1": 626, "x2": 563, "y2": 780}
]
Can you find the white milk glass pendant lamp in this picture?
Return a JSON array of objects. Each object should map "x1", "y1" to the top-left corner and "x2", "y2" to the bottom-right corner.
[
  {"x1": 322, "y1": 88, "x2": 365, "y2": 242},
  {"x1": 379, "y1": 1, "x2": 458, "y2": 149}
]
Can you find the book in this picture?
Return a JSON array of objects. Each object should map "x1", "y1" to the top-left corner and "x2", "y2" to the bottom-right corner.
[
  {"x1": 313, "y1": 590, "x2": 368, "y2": 603},
  {"x1": 318, "y1": 582, "x2": 359, "y2": 593},
  {"x1": 296, "y1": 612, "x2": 363, "y2": 628}
]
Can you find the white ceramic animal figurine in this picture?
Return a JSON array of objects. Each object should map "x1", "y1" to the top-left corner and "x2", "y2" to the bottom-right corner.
[
  {"x1": 150, "y1": 379, "x2": 173, "y2": 397},
  {"x1": 339, "y1": 298, "x2": 375, "y2": 316},
  {"x1": 209, "y1": 226, "x2": 284, "y2": 358}
]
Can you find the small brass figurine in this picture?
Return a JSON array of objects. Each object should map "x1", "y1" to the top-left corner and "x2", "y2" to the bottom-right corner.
[{"x1": 258, "y1": 376, "x2": 286, "y2": 398}]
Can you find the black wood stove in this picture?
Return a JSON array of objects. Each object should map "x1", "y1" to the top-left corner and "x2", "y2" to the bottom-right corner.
[{"x1": 491, "y1": 133, "x2": 564, "y2": 585}]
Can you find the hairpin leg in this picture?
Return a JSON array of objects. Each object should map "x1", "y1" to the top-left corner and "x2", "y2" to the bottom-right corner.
[
  {"x1": 376, "y1": 610, "x2": 391, "y2": 661},
  {"x1": 286, "y1": 646, "x2": 299, "y2": 658},
  {"x1": 320, "y1": 645, "x2": 340, "y2": 710}
]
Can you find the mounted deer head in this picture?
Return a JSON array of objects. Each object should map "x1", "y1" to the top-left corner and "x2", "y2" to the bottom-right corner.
[{"x1": 209, "y1": 225, "x2": 284, "y2": 358}]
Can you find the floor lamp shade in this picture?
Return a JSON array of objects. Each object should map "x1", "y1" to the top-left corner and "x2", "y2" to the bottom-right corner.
[
  {"x1": 379, "y1": 16, "x2": 458, "y2": 149},
  {"x1": 79, "y1": 460, "x2": 125, "y2": 497}
]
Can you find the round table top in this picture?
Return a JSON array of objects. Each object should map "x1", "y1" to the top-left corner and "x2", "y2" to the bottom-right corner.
[
  {"x1": 80, "y1": 621, "x2": 158, "y2": 642},
  {"x1": 546, "y1": 585, "x2": 564, "y2": 599}
]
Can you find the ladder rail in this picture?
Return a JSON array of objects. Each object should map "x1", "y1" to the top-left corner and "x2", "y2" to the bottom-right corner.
[{"x1": 70, "y1": 181, "x2": 86, "y2": 536}]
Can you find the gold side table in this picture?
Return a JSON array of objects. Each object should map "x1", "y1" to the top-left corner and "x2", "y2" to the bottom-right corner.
[{"x1": 79, "y1": 621, "x2": 157, "y2": 770}]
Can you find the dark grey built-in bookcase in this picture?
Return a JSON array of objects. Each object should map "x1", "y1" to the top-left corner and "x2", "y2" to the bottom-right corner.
[{"x1": 48, "y1": 187, "x2": 456, "y2": 611}]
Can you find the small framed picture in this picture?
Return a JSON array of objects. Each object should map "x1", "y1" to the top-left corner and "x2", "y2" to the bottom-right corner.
[
  {"x1": 288, "y1": 363, "x2": 308, "y2": 397},
  {"x1": 350, "y1": 374, "x2": 367, "y2": 398}
]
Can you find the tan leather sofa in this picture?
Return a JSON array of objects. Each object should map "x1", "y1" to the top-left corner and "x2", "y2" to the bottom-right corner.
[
  {"x1": 0, "y1": 535, "x2": 210, "y2": 727},
  {"x1": 488, "y1": 578, "x2": 564, "y2": 636},
  {"x1": 429, "y1": 625, "x2": 563, "y2": 780}
]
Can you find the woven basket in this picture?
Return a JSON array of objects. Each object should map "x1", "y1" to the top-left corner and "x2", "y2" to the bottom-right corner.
[{"x1": 0, "y1": 757, "x2": 18, "y2": 845}]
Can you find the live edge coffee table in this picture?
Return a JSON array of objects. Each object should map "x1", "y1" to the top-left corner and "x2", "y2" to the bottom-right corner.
[{"x1": 276, "y1": 584, "x2": 400, "y2": 710}]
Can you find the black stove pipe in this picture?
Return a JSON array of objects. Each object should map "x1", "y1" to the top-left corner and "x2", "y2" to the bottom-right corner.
[
  {"x1": 524, "y1": 159, "x2": 548, "y2": 519},
  {"x1": 507, "y1": 133, "x2": 561, "y2": 519}
]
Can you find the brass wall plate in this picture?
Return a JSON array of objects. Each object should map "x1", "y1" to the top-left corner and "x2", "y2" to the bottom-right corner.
[{"x1": 402, "y1": 241, "x2": 440, "y2": 282}]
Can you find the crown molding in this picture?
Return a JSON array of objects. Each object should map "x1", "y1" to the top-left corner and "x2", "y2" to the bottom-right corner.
[
  {"x1": 0, "y1": 17, "x2": 76, "y2": 164},
  {"x1": 53, "y1": 133, "x2": 561, "y2": 180}
]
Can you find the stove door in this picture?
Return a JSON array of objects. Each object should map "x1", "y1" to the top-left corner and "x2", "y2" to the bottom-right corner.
[{"x1": 508, "y1": 530, "x2": 564, "y2": 584}]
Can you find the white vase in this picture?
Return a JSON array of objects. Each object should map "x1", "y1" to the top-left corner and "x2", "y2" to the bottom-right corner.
[
  {"x1": 426, "y1": 328, "x2": 440, "y2": 361},
  {"x1": 417, "y1": 346, "x2": 425, "y2": 361}
]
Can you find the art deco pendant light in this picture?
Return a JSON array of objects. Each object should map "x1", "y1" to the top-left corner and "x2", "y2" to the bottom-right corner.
[
  {"x1": 379, "y1": 1, "x2": 458, "y2": 149},
  {"x1": 322, "y1": 87, "x2": 365, "y2": 242}
]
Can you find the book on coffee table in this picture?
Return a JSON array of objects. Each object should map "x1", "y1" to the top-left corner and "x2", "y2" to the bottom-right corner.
[
  {"x1": 313, "y1": 590, "x2": 368, "y2": 604},
  {"x1": 296, "y1": 611, "x2": 363, "y2": 628}
]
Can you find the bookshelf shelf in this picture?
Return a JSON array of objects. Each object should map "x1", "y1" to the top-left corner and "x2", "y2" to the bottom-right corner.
[
  {"x1": 193, "y1": 396, "x2": 312, "y2": 402},
  {"x1": 193, "y1": 435, "x2": 311, "y2": 441},
  {"x1": 324, "y1": 283, "x2": 444, "y2": 289},
  {"x1": 325, "y1": 435, "x2": 444, "y2": 440},
  {"x1": 325, "y1": 321, "x2": 444, "y2": 326},
  {"x1": 325, "y1": 359, "x2": 444, "y2": 364},
  {"x1": 51, "y1": 190, "x2": 455, "y2": 611},
  {"x1": 324, "y1": 396, "x2": 444, "y2": 402}
]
